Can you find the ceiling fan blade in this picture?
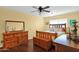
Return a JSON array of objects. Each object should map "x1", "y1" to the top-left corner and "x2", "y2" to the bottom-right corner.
[
  {"x1": 32, "y1": 6, "x2": 38, "y2": 9},
  {"x1": 43, "y1": 6, "x2": 50, "y2": 9},
  {"x1": 31, "y1": 11, "x2": 36, "y2": 12},
  {"x1": 43, "y1": 10, "x2": 50, "y2": 13},
  {"x1": 31, "y1": 10, "x2": 39, "y2": 14},
  {"x1": 31, "y1": 10, "x2": 38, "y2": 12}
]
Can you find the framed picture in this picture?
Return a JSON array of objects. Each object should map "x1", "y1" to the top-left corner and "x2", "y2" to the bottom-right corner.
[{"x1": 5, "y1": 20, "x2": 25, "y2": 32}]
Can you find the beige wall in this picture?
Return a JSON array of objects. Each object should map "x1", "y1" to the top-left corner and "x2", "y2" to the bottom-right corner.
[
  {"x1": 0, "y1": 7, "x2": 44, "y2": 47},
  {"x1": 44, "y1": 11, "x2": 79, "y2": 34}
]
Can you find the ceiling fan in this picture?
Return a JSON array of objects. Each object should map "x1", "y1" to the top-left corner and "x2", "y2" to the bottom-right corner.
[{"x1": 32, "y1": 6, "x2": 50, "y2": 15}]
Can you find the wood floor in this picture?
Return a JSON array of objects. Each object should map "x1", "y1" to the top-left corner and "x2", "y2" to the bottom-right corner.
[{"x1": 0, "y1": 39, "x2": 55, "y2": 52}]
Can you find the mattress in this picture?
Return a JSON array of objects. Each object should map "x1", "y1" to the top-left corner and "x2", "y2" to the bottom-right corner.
[{"x1": 44, "y1": 30, "x2": 65, "y2": 36}]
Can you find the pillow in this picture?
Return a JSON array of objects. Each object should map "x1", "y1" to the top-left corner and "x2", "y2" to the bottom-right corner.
[
  {"x1": 62, "y1": 28, "x2": 66, "y2": 32},
  {"x1": 56, "y1": 28, "x2": 66, "y2": 32}
]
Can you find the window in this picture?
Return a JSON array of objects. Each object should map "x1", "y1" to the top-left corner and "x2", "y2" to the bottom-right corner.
[{"x1": 49, "y1": 18, "x2": 67, "y2": 24}]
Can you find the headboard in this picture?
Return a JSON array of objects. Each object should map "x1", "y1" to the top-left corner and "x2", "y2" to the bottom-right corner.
[{"x1": 49, "y1": 23, "x2": 66, "y2": 33}]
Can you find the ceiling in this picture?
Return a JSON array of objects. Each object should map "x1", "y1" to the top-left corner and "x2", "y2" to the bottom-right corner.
[{"x1": 3, "y1": 6, "x2": 79, "y2": 17}]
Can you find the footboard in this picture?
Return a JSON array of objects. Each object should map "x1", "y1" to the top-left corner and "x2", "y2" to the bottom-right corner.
[{"x1": 33, "y1": 31, "x2": 57, "y2": 51}]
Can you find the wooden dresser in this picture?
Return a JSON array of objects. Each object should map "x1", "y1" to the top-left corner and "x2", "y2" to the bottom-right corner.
[{"x1": 3, "y1": 31, "x2": 28, "y2": 49}]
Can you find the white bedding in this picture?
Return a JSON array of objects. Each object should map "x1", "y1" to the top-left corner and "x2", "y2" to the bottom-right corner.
[{"x1": 44, "y1": 30, "x2": 65, "y2": 36}]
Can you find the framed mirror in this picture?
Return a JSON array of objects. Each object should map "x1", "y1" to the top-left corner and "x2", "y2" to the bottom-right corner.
[{"x1": 5, "y1": 20, "x2": 25, "y2": 32}]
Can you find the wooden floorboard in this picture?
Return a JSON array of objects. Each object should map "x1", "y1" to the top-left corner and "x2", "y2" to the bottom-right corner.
[{"x1": 0, "y1": 39, "x2": 55, "y2": 52}]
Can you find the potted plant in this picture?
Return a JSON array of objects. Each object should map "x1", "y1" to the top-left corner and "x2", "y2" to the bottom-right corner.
[{"x1": 70, "y1": 19, "x2": 79, "y2": 40}]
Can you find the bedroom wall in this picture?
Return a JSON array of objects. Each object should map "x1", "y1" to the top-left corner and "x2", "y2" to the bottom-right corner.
[
  {"x1": 0, "y1": 7, "x2": 44, "y2": 47},
  {"x1": 43, "y1": 11, "x2": 79, "y2": 35}
]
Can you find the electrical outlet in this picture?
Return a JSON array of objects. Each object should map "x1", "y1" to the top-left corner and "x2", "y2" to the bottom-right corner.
[{"x1": 1, "y1": 40, "x2": 3, "y2": 43}]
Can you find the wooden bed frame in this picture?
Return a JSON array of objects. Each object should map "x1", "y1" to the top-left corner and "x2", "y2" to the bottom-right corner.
[{"x1": 33, "y1": 24, "x2": 66, "y2": 51}]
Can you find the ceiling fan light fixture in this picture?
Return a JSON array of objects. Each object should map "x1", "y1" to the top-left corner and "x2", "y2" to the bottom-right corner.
[{"x1": 32, "y1": 6, "x2": 51, "y2": 15}]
